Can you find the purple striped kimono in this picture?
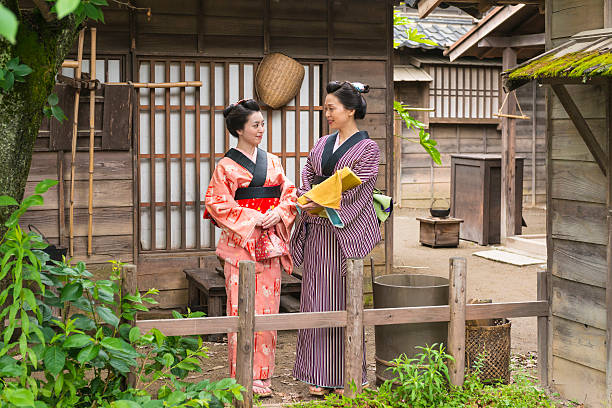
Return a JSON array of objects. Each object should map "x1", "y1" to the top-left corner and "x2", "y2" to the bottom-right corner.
[{"x1": 290, "y1": 131, "x2": 382, "y2": 388}]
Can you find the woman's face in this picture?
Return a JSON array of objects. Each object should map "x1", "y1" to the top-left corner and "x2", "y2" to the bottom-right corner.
[
  {"x1": 325, "y1": 93, "x2": 354, "y2": 130},
  {"x1": 236, "y1": 111, "x2": 265, "y2": 146}
]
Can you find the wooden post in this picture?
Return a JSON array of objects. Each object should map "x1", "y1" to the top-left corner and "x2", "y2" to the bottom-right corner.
[
  {"x1": 69, "y1": 29, "x2": 85, "y2": 257},
  {"x1": 501, "y1": 47, "x2": 517, "y2": 243},
  {"x1": 88, "y1": 27, "x2": 97, "y2": 256},
  {"x1": 448, "y1": 257, "x2": 467, "y2": 386},
  {"x1": 345, "y1": 258, "x2": 364, "y2": 397},
  {"x1": 121, "y1": 264, "x2": 138, "y2": 387},
  {"x1": 606, "y1": 80, "x2": 612, "y2": 407},
  {"x1": 537, "y1": 268, "x2": 548, "y2": 387},
  {"x1": 235, "y1": 261, "x2": 255, "y2": 408}
]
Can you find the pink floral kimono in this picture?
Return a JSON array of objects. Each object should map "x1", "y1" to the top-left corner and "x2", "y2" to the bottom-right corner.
[{"x1": 204, "y1": 148, "x2": 297, "y2": 379}]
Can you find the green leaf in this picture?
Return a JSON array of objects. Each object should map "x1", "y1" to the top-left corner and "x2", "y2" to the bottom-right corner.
[
  {"x1": 34, "y1": 179, "x2": 58, "y2": 194},
  {"x1": 0, "y1": 195, "x2": 18, "y2": 206},
  {"x1": 13, "y1": 64, "x2": 32, "y2": 77},
  {"x1": 111, "y1": 401, "x2": 141, "y2": 408},
  {"x1": 60, "y1": 282, "x2": 83, "y2": 302},
  {"x1": 47, "y1": 93, "x2": 59, "y2": 106},
  {"x1": 73, "y1": 315, "x2": 96, "y2": 331},
  {"x1": 56, "y1": 0, "x2": 81, "y2": 19},
  {"x1": 7, "y1": 57, "x2": 18, "y2": 70},
  {"x1": 96, "y1": 306, "x2": 120, "y2": 328},
  {"x1": 0, "y1": 5, "x2": 18, "y2": 44},
  {"x1": 77, "y1": 344, "x2": 100, "y2": 362},
  {"x1": 51, "y1": 104, "x2": 67, "y2": 122},
  {"x1": 165, "y1": 390, "x2": 186, "y2": 406},
  {"x1": 100, "y1": 337, "x2": 134, "y2": 354},
  {"x1": 162, "y1": 352, "x2": 174, "y2": 367},
  {"x1": 0, "y1": 355, "x2": 21, "y2": 377},
  {"x1": 63, "y1": 334, "x2": 92, "y2": 348},
  {"x1": 128, "y1": 326, "x2": 141, "y2": 343},
  {"x1": 43, "y1": 346, "x2": 66, "y2": 375},
  {"x1": 6, "y1": 388, "x2": 34, "y2": 407},
  {"x1": 21, "y1": 194, "x2": 44, "y2": 209},
  {"x1": 0, "y1": 71, "x2": 14, "y2": 90}
]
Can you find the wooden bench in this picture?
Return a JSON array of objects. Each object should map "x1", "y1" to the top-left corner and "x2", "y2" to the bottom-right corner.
[{"x1": 183, "y1": 265, "x2": 302, "y2": 340}]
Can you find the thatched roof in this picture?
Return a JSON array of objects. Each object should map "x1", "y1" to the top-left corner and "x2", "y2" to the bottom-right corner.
[{"x1": 502, "y1": 28, "x2": 612, "y2": 91}]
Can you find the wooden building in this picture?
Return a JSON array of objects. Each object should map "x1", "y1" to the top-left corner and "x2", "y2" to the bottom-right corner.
[
  {"x1": 504, "y1": 27, "x2": 612, "y2": 407},
  {"x1": 394, "y1": 5, "x2": 547, "y2": 211},
  {"x1": 23, "y1": 0, "x2": 396, "y2": 313}
]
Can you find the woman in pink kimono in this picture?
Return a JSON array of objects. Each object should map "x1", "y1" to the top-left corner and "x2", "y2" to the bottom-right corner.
[{"x1": 204, "y1": 99, "x2": 298, "y2": 397}]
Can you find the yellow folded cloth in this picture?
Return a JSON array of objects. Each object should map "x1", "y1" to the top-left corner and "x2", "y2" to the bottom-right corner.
[{"x1": 298, "y1": 167, "x2": 362, "y2": 216}]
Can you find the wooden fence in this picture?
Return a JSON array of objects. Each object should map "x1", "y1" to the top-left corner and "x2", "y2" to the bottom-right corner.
[{"x1": 135, "y1": 258, "x2": 549, "y2": 407}]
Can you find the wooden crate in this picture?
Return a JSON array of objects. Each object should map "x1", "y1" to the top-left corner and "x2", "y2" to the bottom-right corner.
[{"x1": 417, "y1": 217, "x2": 463, "y2": 248}]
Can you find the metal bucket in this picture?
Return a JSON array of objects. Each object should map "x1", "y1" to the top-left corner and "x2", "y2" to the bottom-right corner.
[{"x1": 373, "y1": 274, "x2": 449, "y2": 385}]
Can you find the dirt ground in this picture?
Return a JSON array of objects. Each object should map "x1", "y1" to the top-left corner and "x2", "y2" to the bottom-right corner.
[{"x1": 191, "y1": 207, "x2": 549, "y2": 405}]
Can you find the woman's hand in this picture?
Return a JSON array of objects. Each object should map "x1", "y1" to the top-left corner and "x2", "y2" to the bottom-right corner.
[
  {"x1": 297, "y1": 198, "x2": 322, "y2": 213},
  {"x1": 261, "y1": 210, "x2": 281, "y2": 229}
]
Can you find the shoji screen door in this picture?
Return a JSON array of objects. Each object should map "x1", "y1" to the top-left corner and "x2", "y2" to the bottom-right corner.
[{"x1": 137, "y1": 59, "x2": 324, "y2": 252}]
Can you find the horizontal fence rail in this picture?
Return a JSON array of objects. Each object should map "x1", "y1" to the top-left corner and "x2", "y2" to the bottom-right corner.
[{"x1": 136, "y1": 301, "x2": 548, "y2": 336}]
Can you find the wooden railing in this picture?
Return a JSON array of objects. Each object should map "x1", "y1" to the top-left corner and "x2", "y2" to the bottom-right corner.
[{"x1": 136, "y1": 257, "x2": 549, "y2": 407}]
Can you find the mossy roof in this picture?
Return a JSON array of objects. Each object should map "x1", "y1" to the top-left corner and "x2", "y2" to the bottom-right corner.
[{"x1": 502, "y1": 29, "x2": 612, "y2": 91}]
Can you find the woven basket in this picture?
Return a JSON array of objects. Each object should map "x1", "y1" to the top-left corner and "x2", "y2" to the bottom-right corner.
[
  {"x1": 465, "y1": 319, "x2": 511, "y2": 384},
  {"x1": 255, "y1": 53, "x2": 305, "y2": 109}
]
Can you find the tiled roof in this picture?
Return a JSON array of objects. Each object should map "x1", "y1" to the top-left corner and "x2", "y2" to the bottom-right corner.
[{"x1": 395, "y1": 16, "x2": 475, "y2": 50}]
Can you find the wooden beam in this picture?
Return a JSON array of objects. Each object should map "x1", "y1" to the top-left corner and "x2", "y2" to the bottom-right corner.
[
  {"x1": 418, "y1": 0, "x2": 443, "y2": 18},
  {"x1": 448, "y1": 257, "x2": 467, "y2": 387},
  {"x1": 551, "y1": 84, "x2": 607, "y2": 176},
  {"x1": 478, "y1": 33, "x2": 545, "y2": 48},
  {"x1": 235, "y1": 261, "x2": 255, "y2": 408},
  {"x1": 446, "y1": 5, "x2": 526, "y2": 61},
  {"x1": 345, "y1": 259, "x2": 364, "y2": 397},
  {"x1": 136, "y1": 301, "x2": 549, "y2": 336},
  {"x1": 605, "y1": 0, "x2": 612, "y2": 28},
  {"x1": 501, "y1": 47, "x2": 517, "y2": 242},
  {"x1": 606, "y1": 79, "x2": 612, "y2": 407},
  {"x1": 537, "y1": 269, "x2": 549, "y2": 387}
]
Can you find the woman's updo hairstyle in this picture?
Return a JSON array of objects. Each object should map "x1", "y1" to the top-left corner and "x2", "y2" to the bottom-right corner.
[
  {"x1": 326, "y1": 81, "x2": 370, "y2": 119},
  {"x1": 222, "y1": 99, "x2": 261, "y2": 137}
]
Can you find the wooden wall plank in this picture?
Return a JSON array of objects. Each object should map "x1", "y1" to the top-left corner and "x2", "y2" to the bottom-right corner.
[
  {"x1": 20, "y1": 207, "x2": 133, "y2": 239},
  {"x1": 550, "y1": 119, "x2": 607, "y2": 161},
  {"x1": 550, "y1": 84, "x2": 607, "y2": 120},
  {"x1": 551, "y1": 0, "x2": 605, "y2": 40},
  {"x1": 331, "y1": 60, "x2": 386, "y2": 88},
  {"x1": 24, "y1": 180, "x2": 132, "y2": 209},
  {"x1": 550, "y1": 160, "x2": 606, "y2": 204},
  {"x1": 552, "y1": 316, "x2": 606, "y2": 372},
  {"x1": 552, "y1": 356, "x2": 606, "y2": 408},
  {"x1": 551, "y1": 199, "x2": 607, "y2": 245},
  {"x1": 552, "y1": 238, "x2": 607, "y2": 288},
  {"x1": 551, "y1": 275, "x2": 606, "y2": 330}
]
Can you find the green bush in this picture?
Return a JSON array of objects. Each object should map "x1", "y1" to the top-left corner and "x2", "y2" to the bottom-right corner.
[
  {"x1": 0, "y1": 180, "x2": 243, "y2": 408},
  {"x1": 293, "y1": 344, "x2": 556, "y2": 408}
]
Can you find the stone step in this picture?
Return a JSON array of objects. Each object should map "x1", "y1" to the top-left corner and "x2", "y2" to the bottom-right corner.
[{"x1": 503, "y1": 234, "x2": 547, "y2": 259}]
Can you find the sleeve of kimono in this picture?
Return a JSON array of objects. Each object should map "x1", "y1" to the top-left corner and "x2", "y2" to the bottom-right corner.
[
  {"x1": 334, "y1": 142, "x2": 380, "y2": 229},
  {"x1": 297, "y1": 153, "x2": 315, "y2": 197},
  {"x1": 204, "y1": 161, "x2": 263, "y2": 245},
  {"x1": 272, "y1": 158, "x2": 298, "y2": 242}
]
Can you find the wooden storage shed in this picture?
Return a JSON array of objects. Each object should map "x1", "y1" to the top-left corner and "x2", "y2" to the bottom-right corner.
[
  {"x1": 503, "y1": 25, "x2": 612, "y2": 408},
  {"x1": 22, "y1": 0, "x2": 396, "y2": 313}
]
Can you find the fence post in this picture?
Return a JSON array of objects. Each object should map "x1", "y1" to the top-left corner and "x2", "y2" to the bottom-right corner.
[
  {"x1": 448, "y1": 257, "x2": 466, "y2": 387},
  {"x1": 121, "y1": 264, "x2": 138, "y2": 388},
  {"x1": 345, "y1": 258, "x2": 364, "y2": 397},
  {"x1": 537, "y1": 268, "x2": 549, "y2": 387},
  {"x1": 235, "y1": 261, "x2": 255, "y2": 408}
]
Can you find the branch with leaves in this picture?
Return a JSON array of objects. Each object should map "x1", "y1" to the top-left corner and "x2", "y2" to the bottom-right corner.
[{"x1": 394, "y1": 101, "x2": 441, "y2": 165}]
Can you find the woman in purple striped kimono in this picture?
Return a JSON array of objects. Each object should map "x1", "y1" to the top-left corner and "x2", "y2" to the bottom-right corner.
[{"x1": 290, "y1": 81, "x2": 382, "y2": 395}]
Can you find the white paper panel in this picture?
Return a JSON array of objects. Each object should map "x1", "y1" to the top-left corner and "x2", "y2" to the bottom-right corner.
[
  {"x1": 170, "y1": 207, "x2": 181, "y2": 249},
  {"x1": 155, "y1": 208, "x2": 166, "y2": 249},
  {"x1": 170, "y1": 159, "x2": 181, "y2": 202}
]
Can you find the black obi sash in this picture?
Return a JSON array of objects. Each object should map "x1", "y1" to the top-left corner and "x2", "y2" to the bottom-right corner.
[
  {"x1": 312, "y1": 131, "x2": 369, "y2": 185},
  {"x1": 224, "y1": 148, "x2": 281, "y2": 200}
]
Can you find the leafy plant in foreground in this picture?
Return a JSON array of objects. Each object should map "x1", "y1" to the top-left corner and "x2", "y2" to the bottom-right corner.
[{"x1": 0, "y1": 181, "x2": 242, "y2": 408}]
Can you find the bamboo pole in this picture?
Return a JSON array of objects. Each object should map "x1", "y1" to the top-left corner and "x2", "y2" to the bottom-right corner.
[
  {"x1": 106, "y1": 81, "x2": 202, "y2": 88},
  {"x1": 69, "y1": 29, "x2": 85, "y2": 257},
  {"x1": 62, "y1": 60, "x2": 79, "y2": 68},
  {"x1": 448, "y1": 257, "x2": 467, "y2": 387},
  {"x1": 88, "y1": 28, "x2": 97, "y2": 256},
  {"x1": 235, "y1": 260, "x2": 255, "y2": 408},
  {"x1": 345, "y1": 258, "x2": 364, "y2": 397}
]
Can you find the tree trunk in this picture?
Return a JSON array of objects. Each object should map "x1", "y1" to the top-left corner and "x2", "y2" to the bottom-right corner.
[{"x1": 0, "y1": 3, "x2": 80, "y2": 329}]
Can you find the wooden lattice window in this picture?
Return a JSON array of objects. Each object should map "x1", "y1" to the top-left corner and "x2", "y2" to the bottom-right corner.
[
  {"x1": 426, "y1": 64, "x2": 501, "y2": 121},
  {"x1": 137, "y1": 58, "x2": 324, "y2": 252}
]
